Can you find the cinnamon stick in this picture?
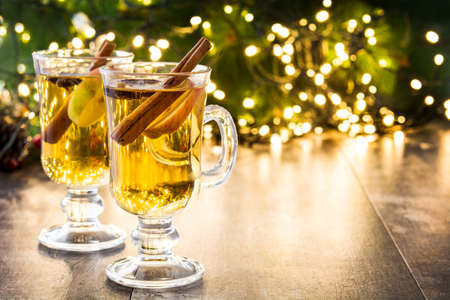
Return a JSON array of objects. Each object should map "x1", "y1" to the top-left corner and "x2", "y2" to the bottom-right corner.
[
  {"x1": 42, "y1": 40, "x2": 116, "y2": 144},
  {"x1": 111, "y1": 37, "x2": 211, "y2": 146}
]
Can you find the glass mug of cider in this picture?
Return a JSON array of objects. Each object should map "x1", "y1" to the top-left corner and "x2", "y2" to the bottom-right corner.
[
  {"x1": 32, "y1": 45, "x2": 134, "y2": 252},
  {"x1": 100, "y1": 61, "x2": 237, "y2": 288}
]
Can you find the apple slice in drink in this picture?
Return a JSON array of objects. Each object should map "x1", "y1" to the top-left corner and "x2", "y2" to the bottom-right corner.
[
  {"x1": 143, "y1": 84, "x2": 205, "y2": 139},
  {"x1": 144, "y1": 81, "x2": 205, "y2": 166},
  {"x1": 67, "y1": 78, "x2": 106, "y2": 127}
]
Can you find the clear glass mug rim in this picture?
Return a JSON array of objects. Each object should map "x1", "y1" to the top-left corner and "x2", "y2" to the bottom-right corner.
[
  {"x1": 100, "y1": 62, "x2": 212, "y2": 77},
  {"x1": 32, "y1": 48, "x2": 134, "y2": 60}
]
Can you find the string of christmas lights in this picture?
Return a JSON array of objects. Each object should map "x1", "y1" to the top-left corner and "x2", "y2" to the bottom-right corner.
[{"x1": 0, "y1": 0, "x2": 448, "y2": 155}]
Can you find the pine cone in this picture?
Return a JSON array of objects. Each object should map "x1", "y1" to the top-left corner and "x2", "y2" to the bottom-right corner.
[{"x1": 0, "y1": 117, "x2": 29, "y2": 172}]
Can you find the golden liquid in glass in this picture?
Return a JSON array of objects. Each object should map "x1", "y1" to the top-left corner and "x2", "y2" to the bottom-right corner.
[
  {"x1": 39, "y1": 75, "x2": 109, "y2": 186},
  {"x1": 105, "y1": 84, "x2": 205, "y2": 216}
]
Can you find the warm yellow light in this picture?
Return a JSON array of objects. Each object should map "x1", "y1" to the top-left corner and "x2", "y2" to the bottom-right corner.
[
  {"x1": 213, "y1": 90, "x2": 225, "y2": 100},
  {"x1": 17, "y1": 64, "x2": 26, "y2": 74},
  {"x1": 299, "y1": 18, "x2": 308, "y2": 26},
  {"x1": 383, "y1": 115, "x2": 395, "y2": 126},
  {"x1": 330, "y1": 93, "x2": 341, "y2": 105},
  {"x1": 0, "y1": 25, "x2": 7, "y2": 37},
  {"x1": 361, "y1": 73, "x2": 372, "y2": 84},
  {"x1": 357, "y1": 92, "x2": 365, "y2": 100},
  {"x1": 245, "y1": 45, "x2": 259, "y2": 57},
  {"x1": 285, "y1": 64, "x2": 296, "y2": 75},
  {"x1": 315, "y1": 10, "x2": 329, "y2": 23},
  {"x1": 278, "y1": 27, "x2": 290, "y2": 38},
  {"x1": 293, "y1": 105, "x2": 301, "y2": 113},
  {"x1": 259, "y1": 125, "x2": 270, "y2": 136},
  {"x1": 238, "y1": 118, "x2": 247, "y2": 127},
  {"x1": 302, "y1": 122, "x2": 312, "y2": 133},
  {"x1": 271, "y1": 23, "x2": 282, "y2": 33},
  {"x1": 356, "y1": 99, "x2": 367, "y2": 111},
  {"x1": 320, "y1": 63, "x2": 332, "y2": 74},
  {"x1": 21, "y1": 32, "x2": 30, "y2": 43},
  {"x1": 424, "y1": 95, "x2": 434, "y2": 105},
  {"x1": 336, "y1": 109, "x2": 350, "y2": 119},
  {"x1": 338, "y1": 122, "x2": 350, "y2": 132},
  {"x1": 224, "y1": 5, "x2": 233, "y2": 14},
  {"x1": 308, "y1": 23, "x2": 317, "y2": 32},
  {"x1": 369, "y1": 85, "x2": 377, "y2": 94},
  {"x1": 132, "y1": 35, "x2": 144, "y2": 48},
  {"x1": 444, "y1": 99, "x2": 450, "y2": 109},
  {"x1": 398, "y1": 116, "x2": 406, "y2": 124},
  {"x1": 349, "y1": 114, "x2": 359, "y2": 123},
  {"x1": 280, "y1": 128, "x2": 290, "y2": 142},
  {"x1": 48, "y1": 41, "x2": 58, "y2": 51},
  {"x1": 425, "y1": 31, "x2": 439, "y2": 44},
  {"x1": 314, "y1": 94, "x2": 326, "y2": 106},
  {"x1": 149, "y1": 45, "x2": 162, "y2": 61},
  {"x1": 335, "y1": 43, "x2": 345, "y2": 53},
  {"x1": 379, "y1": 59, "x2": 387, "y2": 67},
  {"x1": 267, "y1": 33, "x2": 275, "y2": 42},
  {"x1": 393, "y1": 131, "x2": 404, "y2": 143},
  {"x1": 314, "y1": 127, "x2": 323, "y2": 134},
  {"x1": 106, "y1": 32, "x2": 115, "y2": 41},
  {"x1": 298, "y1": 92, "x2": 308, "y2": 101},
  {"x1": 190, "y1": 16, "x2": 202, "y2": 26},
  {"x1": 350, "y1": 124, "x2": 361, "y2": 134},
  {"x1": 323, "y1": 0, "x2": 332, "y2": 8},
  {"x1": 434, "y1": 54, "x2": 444, "y2": 66},
  {"x1": 142, "y1": 0, "x2": 151, "y2": 5},
  {"x1": 281, "y1": 54, "x2": 291, "y2": 64},
  {"x1": 362, "y1": 115, "x2": 372, "y2": 122},
  {"x1": 283, "y1": 107, "x2": 294, "y2": 119},
  {"x1": 410, "y1": 79, "x2": 422, "y2": 90},
  {"x1": 273, "y1": 44, "x2": 283, "y2": 56},
  {"x1": 71, "y1": 37, "x2": 83, "y2": 49},
  {"x1": 206, "y1": 82, "x2": 216, "y2": 93},
  {"x1": 364, "y1": 124, "x2": 376, "y2": 134},
  {"x1": 332, "y1": 58, "x2": 342, "y2": 66},
  {"x1": 284, "y1": 83, "x2": 293, "y2": 90},
  {"x1": 314, "y1": 73, "x2": 324, "y2": 86},
  {"x1": 156, "y1": 39, "x2": 169, "y2": 49},
  {"x1": 243, "y1": 97, "x2": 255, "y2": 108},
  {"x1": 446, "y1": 109, "x2": 450, "y2": 120},
  {"x1": 362, "y1": 14, "x2": 371, "y2": 23},
  {"x1": 270, "y1": 134, "x2": 282, "y2": 146},
  {"x1": 202, "y1": 21, "x2": 211, "y2": 30},
  {"x1": 283, "y1": 43, "x2": 294, "y2": 55},
  {"x1": 368, "y1": 37, "x2": 377, "y2": 45},
  {"x1": 84, "y1": 27, "x2": 95, "y2": 38},
  {"x1": 364, "y1": 28, "x2": 375, "y2": 38},
  {"x1": 18, "y1": 82, "x2": 30, "y2": 97},
  {"x1": 306, "y1": 69, "x2": 315, "y2": 77},
  {"x1": 245, "y1": 13, "x2": 254, "y2": 22},
  {"x1": 33, "y1": 93, "x2": 39, "y2": 102},
  {"x1": 347, "y1": 19, "x2": 357, "y2": 32},
  {"x1": 15, "y1": 22, "x2": 24, "y2": 33}
]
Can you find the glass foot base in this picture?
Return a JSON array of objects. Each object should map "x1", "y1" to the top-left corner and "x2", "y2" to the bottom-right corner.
[
  {"x1": 106, "y1": 255, "x2": 204, "y2": 289},
  {"x1": 38, "y1": 223, "x2": 126, "y2": 252}
]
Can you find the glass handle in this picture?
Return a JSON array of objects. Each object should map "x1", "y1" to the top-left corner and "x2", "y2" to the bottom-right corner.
[{"x1": 201, "y1": 105, "x2": 238, "y2": 188}]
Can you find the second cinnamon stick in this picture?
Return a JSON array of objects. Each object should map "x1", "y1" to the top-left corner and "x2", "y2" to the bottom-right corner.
[
  {"x1": 111, "y1": 37, "x2": 211, "y2": 145},
  {"x1": 42, "y1": 40, "x2": 116, "y2": 144}
]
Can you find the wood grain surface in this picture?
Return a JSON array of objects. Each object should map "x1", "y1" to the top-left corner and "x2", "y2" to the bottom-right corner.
[{"x1": 1, "y1": 125, "x2": 446, "y2": 299}]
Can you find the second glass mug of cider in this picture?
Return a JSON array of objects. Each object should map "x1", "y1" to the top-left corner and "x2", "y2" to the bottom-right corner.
[
  {"x1": 100, "y1": 62, "x2": 237, "y2": 289},
  {"x1": 33, "y1": 48, "x2": 134, "y2": 252}
]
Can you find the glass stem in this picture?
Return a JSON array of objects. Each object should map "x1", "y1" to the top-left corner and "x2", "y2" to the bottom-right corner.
[
  {"x1": 61, "y1": 187, "x2": 104, "y2": 227},
  {"x1": 133, "y1": 217, "x2": 179, "y2": 259}
]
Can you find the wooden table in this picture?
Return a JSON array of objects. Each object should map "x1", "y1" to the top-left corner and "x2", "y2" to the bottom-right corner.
[{"x1": 0, "y1": 124, "x2": 448, "y2": 299}]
